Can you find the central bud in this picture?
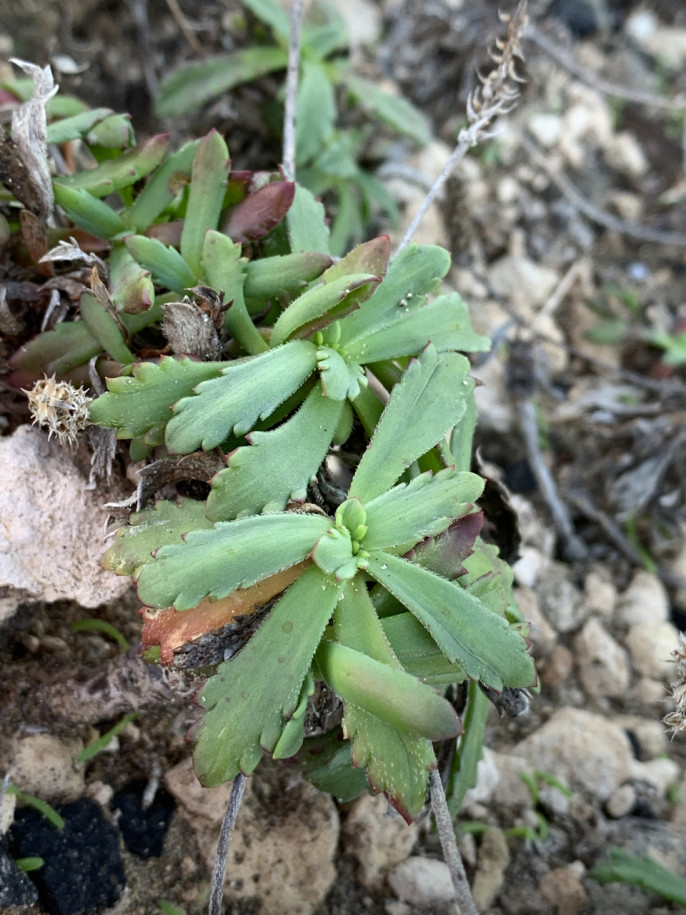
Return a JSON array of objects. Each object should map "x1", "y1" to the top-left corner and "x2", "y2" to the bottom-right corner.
[{"x1": 311, "y1": 498, "x2": 369, "y2": 580}]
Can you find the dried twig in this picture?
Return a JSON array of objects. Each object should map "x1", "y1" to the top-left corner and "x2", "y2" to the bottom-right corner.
[
  {"x1": 394, "y1": 0, "x2": 528, "y2": 257},
  {"x1": 164, "y1": 0, "x2": 204, "y2": 57},
  {"x1": 429, "y1": 768, "x2": 479, "y2": 915},
  {"x1": 518, "y1": 132, "x2": 686, "y2": 247},
  {"x1": 127, "y1": 0, "x2": 160, "y2": 98},
  {"x1": 518, "y1": 400, "x2": 588, "y2": 561},
  {"x1": 208, "y1": 773, "x2": 248, "y2": 915},
  {"x1": 524, "y1": 24, "x2": 686, "y2": 112},
  {"x1": 282, "y1": 0, "x2": 304, "y2": 180}
]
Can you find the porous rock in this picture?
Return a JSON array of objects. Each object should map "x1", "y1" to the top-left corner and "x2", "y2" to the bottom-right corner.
[
  {"x1": 574, "y1": 618, "x2": 631, "y2": 699},
  {"x1": 342, "y1": 792, "x2": 418, "y2": 890},
  {"x1": 615, "y1": 570, "x2": 669, "y2": 627},
  {"x1": 5, "y1": 733, "x2": 85, "y2": 802},
  {"x1": 624, "y1": 621, "x2": 680, "y2": 680},
  {"x1": 388, "y1": 856, "x2": 455, "y2": 906},
  {"x1": 512, "y1": 708, "x2": 632, "y2": 801},
  {"x1": 0, "y1": 426, "x2": 130, "y2": 624}
]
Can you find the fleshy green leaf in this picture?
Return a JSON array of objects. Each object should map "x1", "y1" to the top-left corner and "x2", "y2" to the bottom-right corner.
[
  {"x1": 337, "y1": 243, "x2": 450, "y2": 349},
  {"x1": 207, "y1": 381, "x2": 344, "y2": 519},
  {"x1": 346, "y1": 74, "x2": 431, "y2": 145},
  {"x1": 343, "y1": 293, "x2": 490, "y2": 364},
  {"x1": 320, "y1": 235, "x2": 391, "y2": 287},
  {"x1": 136, "y1": 512, "x2": 330, "y2": 610},
  {"x1": 339, "y1": 701, "x2": 436, "y2": 823},
  {"x1": 244, "y1": 251, "x2": 332, "y2": 299},
  {"x1": 382, "y1": 613, "x2": 467, "y2": 687},
  {"x1": 46, "y1": 107, "x2": 114, "y2": 144},
  {"x1": 124, "y1": 139, "x2": 200, "y2": 231},
  {"x1": 53, "y1": 184, "x2": 126, "y2": 239},
  {"x1": 202, "y1": 230, "x2": 267, "y2": 355},
  {"x1": 79, "y1": 291, "x2": 134, "y2": 364},
  {"x1": 89, "y1": 356, "x2": 227, "y2": 441},
  {"x1": 270, "y1": 273, "x2": 380, "y2": 347},
  {"x1": 296, "y1": 60, "x2": 336, "y2": 165},
  {"x1": 287, "y1": 185, "x2": 330, "y2": 255},
  {"x1": 350, "y1": 346, "x2": 473, "y2": 502},
  {"x1": 124, "y1": 234, "x2": 197, "y2": 292},
  {"x1": 155, "y1": 48, "x2": 288, "y2": 119},
  {"x1": 9, "y1": 319, "x2": 101, "y2": 385},
  {"x1": 180, "y1": 130, "x2": 230, "y2": 277},
  {"x1": 447, "y1": 681, "x2": 489, "y2": 815},
  {"x1": 194, "y1": 566, "x2": 341, "y2": 785},
  {"x1": 317, "y1": 639, "x2": 459, "y2": 740},
  {"x1": 363, "y1": 468, "x2": 485, "y2": 554},
  {"x1": 366, "y1": 551, "x2": 535, "y2": 691},
  {"x1": 102, "y1": 498, "x2": 214, "y2": 575},
  {"x1": 87, "y1": 113, "x2": 133, "y2": 149},
  {"x1": 327, "y1": 579, "x2": 459, "y2": 739},
  {"x1": 108, "y1": 243, "x2": 154, "y2": 314},
  {"x1": 57, "y1": 134, "x2": 169, "y2": 197},
  {"x1": 591, "y1": 849, "x2": 686, "y2": 907},
  {"x1": 242, "y1": 0, "x2": 291, "y2": 41},
  {"x1": 165, "y1": 340, "x2": 318, "y2": 452},
  {"x1": 298, "y1": 735, "x2": 369, "y2": 803}
]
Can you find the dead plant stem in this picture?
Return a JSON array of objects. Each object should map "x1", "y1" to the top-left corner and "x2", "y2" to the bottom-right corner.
[
  {"x1": 282, "y1": 0, "x2": 304, "y2": 181},
  {"x1": 208, "y1": 773, "x2": 247, "y2": 915},
  {"x1": 429, "y1": 768, "x2": 479, "y2": 915}
]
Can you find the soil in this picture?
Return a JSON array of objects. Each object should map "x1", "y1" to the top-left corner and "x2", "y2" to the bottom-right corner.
[{"x1": 2, "y1": 1, "x2": 686, "y2": 914}]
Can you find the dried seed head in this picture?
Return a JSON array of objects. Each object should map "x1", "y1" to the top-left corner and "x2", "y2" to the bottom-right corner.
[
  {"x1": 664, "y1": 632, "x2": 686, "y2": 737},
  {"x1": 23, "y1": 374, "x2": 92, "y2": 445}
]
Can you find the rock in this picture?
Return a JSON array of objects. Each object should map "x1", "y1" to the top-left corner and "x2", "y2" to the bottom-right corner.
[
  {"x1": 387, "y1": 857, "x2": 455, "y2": 906},
  {"x1": 0, "y1": 426, "x2": 130, "y2": 624},
  {"x1": 512, "y1": 708, "x2": 633, "y2": 801},
  {"x1": 342, "y1": 793, "x2": 418, "y2": 890},
  {"x1": 584, "y1": 569, "x2": 616, "y2": 619},
  {"x1": 5, "y1": 734, "x2": 85, "y2": 802},
  {"x1": 460, "y1": 747, "x2": 500, "y2": 810},
  {"x1": 629, "y1": 757, "x2": 680, "y2": 797},
  {"x1": 487, "y1": 256, "x2": 560, "y2": 320},
  {"x1": 329, "y1": 0, "x2": 381, "y2": 50},
  {"x1": 540, "y1": 645, "x2": 574, "y2": 690},
  {"x1": 0, "y1": 789, "x2": 16, "y2": 834},
  {"x1": 574, "y1": 618, "x2": 631, "y2": 699},
  {"x1": 615, "y1": 715, "x2": 668, "y2": 760},
  {"x1": 615, "y1": 571, "x2": 669, "y2": 627},
  {"x1": 512, "y1": 548, "x2": 547, "y2": 589},
  {"x1": 165, "y1": 757, "x2": 232, "y2": 825},
  {"x1": 472, "y1": 826, "x2": 510, "y2": 911},
  {"x1": 624, "y1": 621, "x2": 680, "y2": 680},
  {"x1": 491, "y1": 752, "x2": 534, "y2": 810},
  {"x1": 605, "y1": 784, "x2": 636, "y2": 819},
  {"x1": 603, "y1": 132, "x2": 648, "y2": 179},
  {"x1": 516, "y1": 587, "x2": 557, "y2": 658},
  {"x1": 538, "y1": 864, "x2": 589, "y2": 914},
  {"x1": 172, "y1": 766, "x2": 339, "y2": 915},
  {"x1": 528, "y1": 113, "x2": 562, "y2": 148},
  {"x1": 536, "y1": 563, "x2": 587, "y2": 633}
]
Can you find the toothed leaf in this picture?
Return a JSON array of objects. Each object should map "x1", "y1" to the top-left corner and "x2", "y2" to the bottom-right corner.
[
  {"x1": 124, "y1": 234, "x2": 196, "y2": 292},
  {"x1": 363, "y1": 468, "x2": 485, "y2": 554},
  {"x1": 124, "y1": 139, "x2": 200, "y2": 231},
  {"x1": 165, "y1": 340, "x2": 318, "y2": 452},
  {"x1": 57, "y1": 134, "x2": 169, "y2": 197},
  {"x1": 102, "y1": 498, "x2": 213, "y2": 576},
  {"x1": 53, "y1": 184, "x2": 126, "y2": 239},
  {"x1": 207, "y1": 381, "x2": 344, "y2": 520},
  {"x1": 366, "y1": 551, "x2": 535, "y2": 691},
  {"x1": 136, "y1": 512, "x2": 330, "y2": 610},
  {"x1": 194, "y1": 567, "x2": 341, "y2": 785},
  {"x1": 350, "y1": 346, "x2": 473, "y2": 502},
  {"x1": 89, "y1": 356, "x2": 228, "y2": 442}
]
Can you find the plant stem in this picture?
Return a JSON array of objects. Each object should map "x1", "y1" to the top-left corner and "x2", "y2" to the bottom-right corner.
[
  {"x1": 429, "y1": 767, "x2": 479, "y2": 915},
  {"x1": 208, "y1": 773, "x2": 247, "y2": 915},
  {"x1": 282, "y1": 0, "x2": 304, "y2": 180}
]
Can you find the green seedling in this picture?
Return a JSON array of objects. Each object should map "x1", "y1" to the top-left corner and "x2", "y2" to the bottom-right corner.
[
  {"x1": 71, "y1": 618, "x2": 130, "y2": 650},
  {"x1": 5, "y1": 786, "x2": 64, "y2": 830},
  {"x1": 154, "y1": 0, "x2": 429, "y2": 253},
  {"x1": 76, "y1": 713, "x2": 139, "y2": 764},
  {"x1": 15, "y1": 857, "x2": 45, "y2": 872},
  {"x1": 591, "y1": 848, "x2": 686, "y2": 909}
]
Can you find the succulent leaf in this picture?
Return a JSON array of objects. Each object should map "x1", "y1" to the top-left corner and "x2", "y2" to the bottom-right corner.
[
  {"x1": 180, "y1": 130, "x2": 230, "y2": 278},
  {"x1": 194, "y1": 566, "x2": 342, "y2": 785},
  {"x1": 165, "y1": 340, "x2": 318, "y2": 452},
  {"x1": 136, "y1": 512, "x2": 331, "y2": 610}
]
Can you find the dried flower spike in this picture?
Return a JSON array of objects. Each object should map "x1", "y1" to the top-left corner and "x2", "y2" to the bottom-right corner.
[
  {"x1": 664, "y1": 631, "x2": 686, "y2": 737},
  {"x1": 24, "y1": 375, "x2": 92, "y2": 445}
]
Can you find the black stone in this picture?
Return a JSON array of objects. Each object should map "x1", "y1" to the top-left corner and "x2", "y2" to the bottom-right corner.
[
  {"x1": 0, "y1": 838, "x2": 39, "y2": 906},
  {"x1": 8, "y1": 797, "x2": 125, "y2": 915},
  {"x1": 111, "y1": 779, "x2": 175, "y2": 859}
]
